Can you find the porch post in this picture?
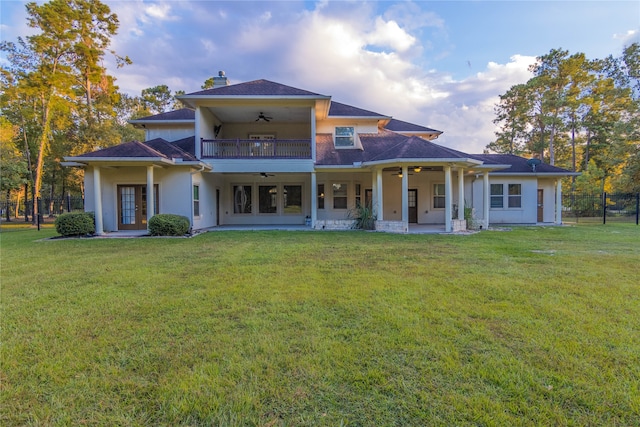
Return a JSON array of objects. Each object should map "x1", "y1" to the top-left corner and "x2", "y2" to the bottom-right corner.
[
  {"x1": 376, "y1": 168, "x2": 384, "y2": 221},
  {"x1": 401, "y1": 165, "x2": 409, "y2": 224},
  {"x1": 310, "y1": 106, "x2": 316, "y2": 161},
  {"x1": 483, "y1": 171, "x2": 490, "y2": 229},
  {"x1": 311, "y1": 171, "x2": 317, "y2": 227},
  {"x1": 555, "y1": 179, "x2": 562, "y2": 225},
  {"x1": 146, "y1": 165, "x2": 155, "y2": 227},
  {"x1": 445, "y1": 165, "x2": 452, "y2": 232},
  {"x1": 457, "y1": 167, "x2": 465, "y2": 220},
  {"x1": 92, "y1": 166, "x2": 104, "y2": 235}
]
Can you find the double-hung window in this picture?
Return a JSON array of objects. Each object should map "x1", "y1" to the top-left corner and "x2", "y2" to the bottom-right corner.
[
  {"x1": 508, "y1": 184, "x2": 522, "y2": 208},
  {"x1": 490, "y1": 184, "x2": 522, "y2": 209},
  {"x1": 335, "y1": 127, "x2": 355, "y2": 147},
  {"x1": 433, "y1": 183, "x2": 445, "y2": 209},
  {"x1": 193, "y1": 185, "x2": 200, "y2": 217},
  {"x1": 333, "y1": 183, "x2": 348, "y2": 209},
  {"x1": 490, "y1": 184, "x2": 504, "y2": 208}
]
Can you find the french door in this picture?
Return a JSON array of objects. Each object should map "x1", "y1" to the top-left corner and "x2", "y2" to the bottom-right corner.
[{"x1": 117, "y1": 185, "x2": 158, "y2": 230}]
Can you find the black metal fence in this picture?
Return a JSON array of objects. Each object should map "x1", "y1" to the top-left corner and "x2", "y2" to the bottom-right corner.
[
  {"x1": 562, "y1": 192, "x2": 640, "y2": 224},
  {"x1": 1, "y1": 195, "x2": 85, "y2": 222}
]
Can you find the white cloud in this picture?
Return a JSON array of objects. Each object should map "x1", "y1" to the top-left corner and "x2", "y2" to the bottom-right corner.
[
  {"x1": 366, "y1": 18, "x2": 416, "y2": 52},
  {"x1": 613, "y1": 29, "x2": 639, "y2": 44},
  {"x1": 144, "y1": 2, "x2": 177, "y2": 21}
]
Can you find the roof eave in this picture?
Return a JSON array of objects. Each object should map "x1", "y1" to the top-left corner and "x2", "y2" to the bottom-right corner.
[
  {"x1": 362, "y1": 158, "x2": 484, "y2": 167},
  {"x1": 128, "y1": 119, "x2": 195, "y2": 125}
]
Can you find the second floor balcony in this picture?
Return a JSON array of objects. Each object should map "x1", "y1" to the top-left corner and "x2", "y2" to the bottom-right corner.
[{"x1": 201, "y1": 138, "x2": 312, "y2": 159}]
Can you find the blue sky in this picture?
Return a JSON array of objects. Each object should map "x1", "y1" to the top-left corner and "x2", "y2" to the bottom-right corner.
[{"x1": 2, "y1": 0, "x2": 639, "y2": 152}]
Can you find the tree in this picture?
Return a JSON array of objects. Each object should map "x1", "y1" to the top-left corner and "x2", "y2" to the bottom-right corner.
[
  {"x1": 0, "y1": 0, "x2": 126, "y2": 221},
  {"x1": 141, "y1": 85, "x2": 174, "y2": 114},
  {"x1": 0, "y1": 118, "x2": 29, "y2": 221},
  {"x1": 486, "y1": 45, "x2": 639, "y2": 192},
  {"x1": 487, "y1": 83, "x2": 531, "y2": 154}
]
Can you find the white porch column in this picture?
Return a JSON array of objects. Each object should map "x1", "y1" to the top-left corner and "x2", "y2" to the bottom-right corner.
[
  {"x1": 371, "y1": 170, "x2": 378, "y2": 211},
  {"x1": 483, "y1": 171, "x2": 490, "y2": 229},
  {"x1": 457, "y1": 167, "x2": 465, "y2": 220},
  {"x1": 146, "y1": 165, "x2": 155, "y2": 227},
  {"x1": 376, "y1": 168, "x2": 384, "y2": 221},
  {"x1": 401, "y1": 165, "x2": 409, "y2": 223},
  {"x1": 310, "y1": 106, "x2": 316, "y2": 161},
  {"x1": 444, "y1": 165, "x2": 452, "y2": 232},
  {"x1": 311, "y1": 171, "x2": 317, "y2": 226},
  {"x1": 93, "y1": 166, "x2": 104, "y2": 235},
  {"x1": 555, "y1": 179, "x2": 563, "y2": 225}
]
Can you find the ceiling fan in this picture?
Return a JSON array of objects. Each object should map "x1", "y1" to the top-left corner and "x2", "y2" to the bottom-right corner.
[{"x1": 255, "y1": 112, "x2": 272, "y2": 122}]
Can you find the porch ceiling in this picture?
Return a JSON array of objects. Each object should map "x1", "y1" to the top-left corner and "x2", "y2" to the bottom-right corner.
[{"x1": 205, "y1": 104, "x2": 312, "y2": 123}]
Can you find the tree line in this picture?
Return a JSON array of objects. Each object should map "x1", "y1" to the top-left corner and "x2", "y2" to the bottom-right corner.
[
  {"x1": 2, "y1": 1, "x2": 638, "y2": 223},
  {"x1": 0, "y1": 0, "x2": 217, "y2": 222},
  {"x1": 486, "y1": 45, "x2": 640, "y2": 193}
]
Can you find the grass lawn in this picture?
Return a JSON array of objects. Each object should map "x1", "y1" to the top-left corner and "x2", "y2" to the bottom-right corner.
[{"x1": 1, "y1": 224, "x2": 639, "y2": 426}]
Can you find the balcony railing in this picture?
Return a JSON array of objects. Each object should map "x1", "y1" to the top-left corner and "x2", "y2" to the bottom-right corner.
[{"x1": 201, "y1": 138, "x2": 312, "y2": 159}]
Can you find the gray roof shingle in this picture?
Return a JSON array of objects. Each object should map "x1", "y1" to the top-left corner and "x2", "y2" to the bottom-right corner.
[
  {"x1": 186, "y1": 79, "x2": 328, "y2": 97},
  {"x1": 470, "y1": 154, "x2": 574, "y2": 174},
  {"x1": 384, "y1": 118, "x2": 441, "y2": 134},
  {"x1": 75, "y1": 138, "x2": 197, "y2": 162},
  {"x1": 130, "y1": 108, "x2": 195, "y2": 122},
  {"x1": 328, "y1": 101, "x2": 388, "y2": 117},
  {"x1": 316, "y1": 130, "x2": 473, "y2": 166}
]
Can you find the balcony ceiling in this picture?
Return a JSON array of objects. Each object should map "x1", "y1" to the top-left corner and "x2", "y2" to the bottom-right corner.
[{"x1": 206, "y1": 105, "x2": 311, "y2": 123}]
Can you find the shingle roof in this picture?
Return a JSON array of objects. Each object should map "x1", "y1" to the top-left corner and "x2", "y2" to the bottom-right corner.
[
  {"x1": 384, "y1": 118, "x2": 441, "y2": 134},
  {"x1": 75, "y1": 138, "x2": 197, "y2": 162},
  {"x1": 130, "y1": 108, "x2": 195, "y2": 122},
  {"x1": 328, "y1": 101, "x2": 388, "y2": 117},
  {"x1": 170, "y1": 136, "x2": 196, "y2": 156},
  {"x1": 316, "y1": 129, "x2": 474, "y2": 166},
  {"x1": 471, "y1": 154, "x2": 575, "y2": 174},
  {"x1": 76, "y1": 140, "x2": 165, "y2": 158},
  {"x1": 186, "y1": 79, "x2": 328, "y2": 97}
]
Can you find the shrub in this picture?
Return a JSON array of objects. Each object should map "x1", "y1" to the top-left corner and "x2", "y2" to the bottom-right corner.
[
  {"x1": 349, "y1": 204, "x2": 377, "y2": 230},
  {"x1": 55, "y1": 212, "x2": 95, "y2": 237},
  {"x1": 148, "y1": 214, "x2": 190, "y2": 236}
]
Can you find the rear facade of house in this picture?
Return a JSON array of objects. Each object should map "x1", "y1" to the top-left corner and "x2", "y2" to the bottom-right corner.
[{"x1": 64, "y1": 74, "x2": 576, "y2": 234}]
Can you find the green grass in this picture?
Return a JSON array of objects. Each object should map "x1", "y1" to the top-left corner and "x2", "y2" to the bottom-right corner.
[{"x1": 1, "y1": 224, "x2": 639, "y2": 426}]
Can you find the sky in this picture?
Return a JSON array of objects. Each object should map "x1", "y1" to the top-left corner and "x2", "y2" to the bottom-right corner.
[{"x1": 1, "y1": 0, "x2": 639, "y2": 153}]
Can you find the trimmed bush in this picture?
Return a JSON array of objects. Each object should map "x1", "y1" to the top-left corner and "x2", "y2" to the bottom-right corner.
[
  {"x1": 55, "y1": 212, "x2": 95, "y2": 237},
  {"x1": 148, "y1": 214, "x2": 190, "y2": 236}
]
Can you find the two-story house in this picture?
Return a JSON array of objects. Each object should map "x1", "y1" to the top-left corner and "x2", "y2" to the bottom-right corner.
[{"x1": 64, "y1": 74, "x2": 577, "y2": 235}]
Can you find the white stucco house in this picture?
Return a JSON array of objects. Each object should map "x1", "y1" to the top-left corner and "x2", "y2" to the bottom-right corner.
[{"x1": 64, "y1": 74, "x2": 577, "y2": 234}]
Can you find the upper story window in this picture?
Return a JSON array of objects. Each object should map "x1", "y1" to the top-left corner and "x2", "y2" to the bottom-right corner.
[{"x1": 335, "y1": 127, "x2": 355, "y2": 147}]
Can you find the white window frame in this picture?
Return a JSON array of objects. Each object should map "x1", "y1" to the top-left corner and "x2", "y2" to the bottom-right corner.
[
  {"x1": 433, "y1": 183, "x2": 445, "y2": 209},
  {"x1": 508, "y1": 184, "x2": 522, "y2": 208},
  {"x1": 193, "y1": 184, "x2": 200, "y2": 217},
  {"x1": 332, "y1": 182, "x2": 348, "y2": 210},
  {"x1": 490, "y1": 183, "x2": 523, "y2": 209},
  {"x1": 335, "y1": 126, "x2": 355, "y2": 148}
]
